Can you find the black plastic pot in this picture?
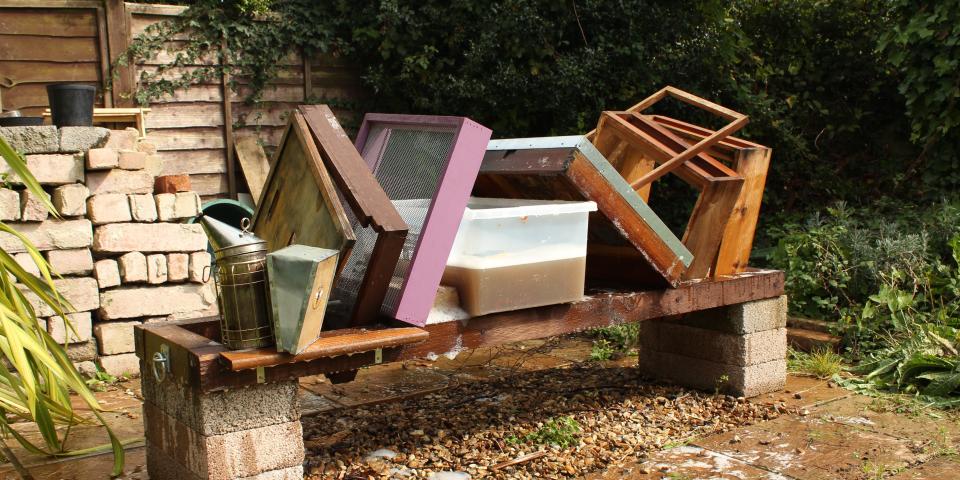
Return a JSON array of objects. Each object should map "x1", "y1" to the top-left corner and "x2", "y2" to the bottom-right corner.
[
  {"x1": 46, "y1": 84, "x2": 95, "y2": 127},
  {"x1": 0, "y1": 117, "x2": 44, "y2": 127}
]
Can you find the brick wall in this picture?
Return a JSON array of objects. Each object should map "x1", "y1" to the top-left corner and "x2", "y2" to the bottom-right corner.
[{"x1": 0, "y1": 126, "x2": 217, "y2": 377}]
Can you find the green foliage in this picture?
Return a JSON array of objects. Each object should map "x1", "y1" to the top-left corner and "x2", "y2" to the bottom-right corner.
[
  {"x1": 510, "y1": 416, "x2": 582, "y2": 448},
  {"x1": 589, "y1": 324, "x2": 639, "y2": 361},
  {"x1": 0, "y1": 139, "x2": 124, "y2": 475},
  {"x1": 788, "y1": 346, "x2": 844, "y2": 379}
]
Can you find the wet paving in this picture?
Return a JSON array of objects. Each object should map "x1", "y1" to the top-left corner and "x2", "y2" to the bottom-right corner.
[{"x1": 1, "y1": 336, "x2": 958, "y2": 479}]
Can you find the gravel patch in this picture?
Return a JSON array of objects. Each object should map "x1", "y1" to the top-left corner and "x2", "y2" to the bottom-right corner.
[{"x1": 302, "y1": 362, "x2": 794, "y2": 479}]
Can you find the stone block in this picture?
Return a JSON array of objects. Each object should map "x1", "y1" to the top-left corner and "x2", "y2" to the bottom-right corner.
[
  {"x1": 167, "y1": 253, "x2": 189, "y2": 282},
  {"x1": 639, "y1": 350, "x2": 786, "y2": 398},
  {"x1": 93, "y1": 223, "x2": 207, "y2": 253},
  {"x1": 138, "y1": 140, "x2": 157, "y2": 155},
  {"x1": 19, "y1": 189, "x2": 49, "y2": 222},
  {"x1": 59, "y1": 127, "x2": 110, "y2": 153},
  {"x1": 145, "y1": 442, "x2": 304, "y2": 480},
  {"x1": 154, "y1": 174, "x2": 191, "y2": 194},
  {"x1": 669, "y1": 295, "x2": 788, "y2": 335},
  {"x1": 86, "y1": 148, "x2": 119, "y2": 170},
  {"x1": 0, "y1": 126, "x2": 59, "y2": 154},
  {"x1": 140, "y1": 376, "x2": 300, "y2": 436},
  {"x1": 86, "y1": 169, "x2": 153, "y2": 195},
  {"x1": 0, "y1": 219, "x2": 91, "y2": 253},
  {"x1": 87, "y1": 193, "x2": 132, "y2": 224},
  {"x1": 118, "y1": 150, "x2": 147, "y2": 170},
  {"x1": 0, "y1": 188, "x2": 20, "y2": 221},
  {"x1": 128, "y1": 194, "x2": 157, "y2": 222},
  {"x1": 643, "y1": 322, "x2": 787, "y2": 367},
  {"x1": 51, "y1": 183, "x2": 89, "y2": 216},
  {"x1": 14, "y1": 252, "x2": 40, "y2": 277},
  {"x1": 105, "y1": 129, "x2": 138, "y2": 151},
  {"x1": 48, "y1": 312, "x2": 93, "y2": 344},
  {"x1": 147, "y1": 254, "x2": 168, "y2": 284},
  {"x1": 74, "y1": 360, "x2": 98, "y2": 377},
  {"x1": 99, "y1": 283, "x2": 216, "y2": 320},
  {"x1": 94, "y1": 320, "x2": 140, "y2": 355},
  {"x1": 22, "y1": 277, "x2": 99, "y2": 317},
  {"x1": 189, "y1": 251, "x2": 212, "y2": 283},
  {"x1": 155, "y1": 193, "x2": 176, "y2": 221},
  {"x1": 94, "y1": 259, "x2": 121, "y2": 289},
  {"x1": 0, "y1": 154, "x2": 84, "y2": 185},
  {"x1": 98, "y1": 353, "x2": 140, "y2": 377},
  {"x1": 66, "y1": 340, "x2": 97, "y2": 362},
  {"x1": 173, "y1": 192, "x2": 201, "y2": 219},
  {"x1": 118, "y1": 252, "x2": 147, "y2": 283},
  {"x1": 143, "y1": 402, "x2": 304, "y2": 480},
  {"x1": 46, "y1": 248, "x2": 93, "y2": 276}
]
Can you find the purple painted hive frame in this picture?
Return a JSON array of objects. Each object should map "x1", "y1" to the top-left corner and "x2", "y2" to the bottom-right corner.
[{"x1": 354, "y1": 114, "x2": 492, "y2": 326}]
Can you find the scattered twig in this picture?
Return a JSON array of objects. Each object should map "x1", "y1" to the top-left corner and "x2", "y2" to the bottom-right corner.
[{"x1": 491, "y1": 451, "x2": 547, "y2": 471}]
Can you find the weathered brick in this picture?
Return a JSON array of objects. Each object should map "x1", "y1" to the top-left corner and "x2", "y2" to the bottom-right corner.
[
  {"x1": 85, "y1": 148, "x2": 119, "y2": 170},
  {"x1": 94, "y1": 259, "x2": 121, "y2": 289},
  {"x1": 128, "y1": 194, "x2": 158, "y2": 222},
  {"x1": 0, "y1": 219, "x2": 92, "y2": 253},
  {"x1": 93, "y1": 223, "x2": 207, "y2": 253},
  {"x1": 155, "y1": 193, "x2": 176, "y2": 221},
  {"x1": 189, "y1": 251, "x2": 212, "y2": 283},
  {"x1": 146, "y1": 254, "x2": 168, "y2": 284},
  {"x1": 48, "y1": 311, "x2": 92, "y2": 344},
  {"x1": 46, "y1": 248, "x2": 93, "y2": 276},
  {"x1": 0, "y1": 188, "x2": 20, "y2": 221},
  {"x1": 173, "y1": 192, "x2": 201, "y2": 219},
  {"x1": 104, "y1": 128, "x2": 138, "y2": 151},
  {"x1": 154, "y1": 174, "x2": 191, "y2": 194},
  {"x1": 0, "y1": 154, "x2": 84, "y2": 185},
  {"x1": 118, "y1": 150, "x2": 147, "y2": 170},
  {"x1": 51, "y1": 184, "x2": 89, "y2": 217},
  {"x1": 87, "y1": 193, "x2": 132, "y2": 224},
  {"x1": 21, "y1": 277, "x2": 99, "y2": 317},
  {"x1": 13, "y1": 252, "x2": 40, "y2": 276},
  {"x1": 98, "y1": 353, "x2": 140, "y2": 377},
  {"x1": 99, "y1": 283, "x2": 216, "y2": 320},
  {"x1": 86, "y1": 170, "x2": 153, "y2": 195},
  {"x1": 138, "y1": 140, "x2": 157, "y2": 155},
  {"x1": 59, "y1": 127, "x2": 109, "y2": 153},
  {"x1": 20, "y1": 189, "x2": 49, "y2": 222},
  {"x1": 94, "y1": 320, "x2": 140, "y2": 354},
  {"x1": 0, "y1": 126, "x2": 58, "y2": 154},
  {"x1": 167, "y1": 253, "x2": 189, "y2": 282},
  {"x1": 118, "y1": 252, "x2": 147, "y2": 283}
]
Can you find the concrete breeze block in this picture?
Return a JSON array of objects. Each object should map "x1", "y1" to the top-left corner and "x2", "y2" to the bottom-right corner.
[
  {"x1": 20, "y1": 277, "x2": 99, "y2": 317},
  {"x1": 145, "y1": 443, "x2": 304, "y2": 480},
  {"x1": 118, "y1": 150, "x2": 147, "y2": 170},
  {"x1": 147, "y1": 254, "x2": 168, "y2": 284},
  {"x1": 105, "y1": 129, "x2": 138, "y2": 151},
  {"x1": 189, "y1": 251, "x2": 212, "y2": 283},
  {"x1": 51, "y1": 183, "x2": 90, "y2": 216},
  {"x1": 639, "y1": 350, "x2": 787, "y2": 398},
  {"x1": 140, "y1": 376, "x2": 300, "y2": 436},
  {"x1": 670, "y1": 295, "x2": 788, "y2": 335},
  {"x1": 86, "y1": 169, "x2": 153, "y2": 195},
  {"x1": 59, "y1": 126, "x2": 110, "y2": 153},
  {"x1": 94, "y1": 259, "x2": 121, "y2": 289},
  {"x1": 99, "y1": 283, "x2": 216, "y2": 320},
  {"x1": 0, "y1": 219, "x2": 92, "y2": 253},
  {"x1": 173, "y1": 192, "x2": 201, "y2": 219},
  {"x1": 643, "y1": 322, "x2": 787, "y2": 367},
  {"x1": 86, "y1": 148, "x2": 119, "y2": 170},
  {"x1": 0, "y1": 154, "x2": 84, "y2": 185},
  {"x1": 119, "y1": 252, "x2": 148, "y2": 283},
  {"x1": 155, "y1": 193, "x2": 176, "y2": 221},
  {"x1": 46, "y1": 248, "x2": 94, "y2": 276},
  {"x1": 67, "y1": 340, "x2": 98, "y2": 362},
  {"x1": 20, "y1": 189, "x2": 49, "y2": 222},
  {"x1": 87, "y1": 193, "x2": 132, "y2": 224},
  {"x1": 128, "y1": 194, "x2": 158, "y2": 222},
  {"x1": 48, "y1": 312, "x2": 93, "y2": 344},
  {"x1": 0, "y1": 188, "x2": 20, "y2": 221},
  {"x1": 13, "y1": 252, "x2": 40, "y2": 277},
  {"x1": 167, "y1": 253, "x2": 189, "y2": 282},
  {"x1": 0, "y1": 126, "x2": 59, "y2": 154},
  {"x1": 94, "y1": 223, "x2": 207, "y2": 253},
  {"x1": 94, "y1": 320, "x2": 140, "y2": 354},
  {"x1": 98, "y1": 353, "x2": 140, "y2": 377}
]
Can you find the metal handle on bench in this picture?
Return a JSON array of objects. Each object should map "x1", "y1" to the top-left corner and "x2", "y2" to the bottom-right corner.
[{"x1": 152, "y1": 344, "x2": 170, "y2": 383}]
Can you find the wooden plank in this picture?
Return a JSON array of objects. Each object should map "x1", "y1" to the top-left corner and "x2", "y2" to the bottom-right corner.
[
  {"x1": 0, "y1": 61, "x2": 100, "y2": 84},
  {"x1": 681, "y1": 177, "x2": 744, "y2": 279},
  {"x1": 0, "y1": 81, "x2": 98, "y2": 110},
  {"x1": 714, "y1": 147, "x2": 771, "y2": 276},
  {"x1": 234, "y1": 135, "x2": 270, "y2": 204},
  {"x1": 124, "y1": 3, "x2": 187, "y2": 16},
  {"x1": 220, "y1": 37, "x2": 236, "y2": 199},
  {"x1": 129, "y1": 13, "x2": 190, "y2": 40},
  {"x1": 137, "y1": 65, "x2": 305, "y2": 85},
  {"x1": 0, "y1": 1, "x2": 101, "y2": 8},
  {"x1": 0, "y1": 8, "x2": 97, "y2": 37},
  {"x1": 157, "y1": 148, "x2": 225, "y2": 175},
  {"x1": 189, "y1": 172, "x2": 228, "y2": 196},
  {"x1": 220, "y1": 327, "x2": 429, "y2": 371},
  {"x1": 0, "y1": 34, "x2": 97, "y2": 62},
  {"x1": 144, "y1": 102, "x2": 223, "y2": 129},
  {"x1": 105, "y1": 0, "x2": 134, "y2": 107},
  {"x1": 146, "y1": 126, "x2": 225, "y2": 151},
  {"x1": 95, "y1": 5, "x2": 112, "y2": 107}
]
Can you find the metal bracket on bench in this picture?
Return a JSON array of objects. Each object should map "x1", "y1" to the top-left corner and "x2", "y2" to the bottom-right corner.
[{"x1": 374, "y1": 348, "x2": 383, "y2": 364}]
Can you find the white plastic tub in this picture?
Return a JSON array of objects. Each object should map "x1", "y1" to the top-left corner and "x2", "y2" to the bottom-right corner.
[{"x1": 442, "y1": 197, "x2": 598, "y2": 316}]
